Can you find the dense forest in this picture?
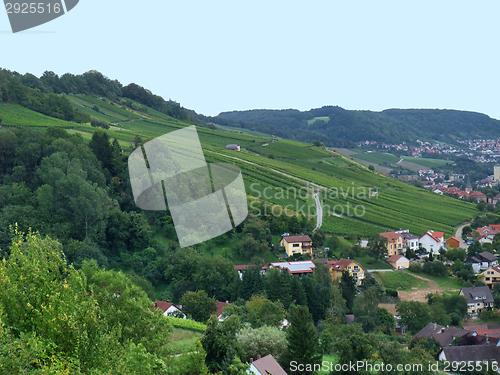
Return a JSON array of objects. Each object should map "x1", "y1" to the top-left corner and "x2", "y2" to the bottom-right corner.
[
  {"x1": 212, "y1": 106, "x2": 500, "y2": 145},
  {"x1": 0, "y1": 68, "x2": 191, "y2": 123}
]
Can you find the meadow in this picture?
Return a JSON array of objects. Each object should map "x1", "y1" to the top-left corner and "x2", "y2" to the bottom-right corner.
[{"x1": 0, "y1": 98, "x2": 480, "y2": 239}]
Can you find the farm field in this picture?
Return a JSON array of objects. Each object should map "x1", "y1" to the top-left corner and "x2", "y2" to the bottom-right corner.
[
  {"x1": 0, "y1": 99, "x2": 480, "y2": 239},
  {"x1": 169, "y1": 328, "x2": 203, "y2": 355},
  {"x1": 372, "y1": 270, "x2": 428, "y2": 291},
  {"x1": 401, "y1": 156, "x2": 452, "y2": 169}
]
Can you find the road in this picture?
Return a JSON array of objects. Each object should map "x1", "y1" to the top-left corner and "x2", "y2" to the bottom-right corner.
[
  {"x1": 313, "y1": 193, "x2": 322, "y2": 232},
  {"x1": 455, "y1": 223, "x2": 470, "y2": 249}
]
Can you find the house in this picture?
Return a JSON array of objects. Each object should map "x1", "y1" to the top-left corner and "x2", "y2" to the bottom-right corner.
[
  {"x1": 386, "y1": 254, "x2": 410, "y2": 270},
  {"x1": 396, "y1": 229, "x2": 419, "y2": 251},
  {"x1": 379, "y1": 232, "x2": 403, "y2": 256},
  {"x1": 413, "y1": 322, "x2": 445, "y2": 342},
  {"x1": 445, "y1": 236, "x2": 461, "y2": 249},
  {"x1": 280, "y1": 235, "x2": 313, "y2": 257},
  {"x1": 476, "y1": 225, "x2": 500, "y2": 244},
  {"x1": 462, "y1": 324, "x2": 500, "y2": 339},
  {"x1": 268, "y1": 261, "x2": 316, "y2": 275},
  {"x1": 419, "y1": 230, "x2": 445, "y2": 255},
  {"x1": 327, "y1": 259, "x2": 365, "y2": 286},
  {"x1": 212, "y1": 301, "x2": 231, "y2": 321},
  {"x1": 413, "y1": 323, "x2": 470, "y2": 347},
  {"x1": 459, "y1": 286, "x2": 494, "y2": 314},
  {"x1": 469, "y1": 191, "x2": 488, "y2": 202},
  {"x1": 154, "y1": 300, "x2": 186, "y2": 319},
  {"x1": 234, "y1": 264, "x2": 267, "y2": 279},
  {"x1": 438, "y1": 345, "x2": 500, "y2": 365},
  {"x1": 480, "y1": 265, "x2": 500, "y2": 288},
  {"x1": 466, "y1": 251, "x2": 499, "y2": 274},
  {"x1": 248, "y1": 354, "x2": 287, "y2": 375}
]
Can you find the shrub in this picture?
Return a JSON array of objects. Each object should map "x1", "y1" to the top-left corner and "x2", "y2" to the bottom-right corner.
[
  {"x1": 408, "y1": 263, "x2": 422, "y2": 273},
  {"x1": 91, "y1": 119, "x2": 110, "y2": 129},
  {"x1": 167, "y1": 317, "x2": 206, "y2": 332}
]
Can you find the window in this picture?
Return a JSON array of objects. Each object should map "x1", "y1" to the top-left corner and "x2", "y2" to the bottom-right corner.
[{"x1": 292, "y1": 244, "x2": 299, "y2": 248}]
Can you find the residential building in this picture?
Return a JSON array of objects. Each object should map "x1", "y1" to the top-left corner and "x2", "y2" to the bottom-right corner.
[
  {"x1": 481, "y1": 265, "x2": 500, "y2": 288},
  {"x1": 280, "y1": 235, "x2": 313, "y2": 257},
  {"x1": 438, "y1": 345, "x2": 500, "y2": 364},
  {"x1": 469, "y1": 191, "x2": 488, "y2": 202},
  {"x1": 445, "y1": 236, "x2": 461, "y2": 249},
  {"x1": 386, "y1": 254, "x2": 410, "y2": 269},
  {"x1": 380, "y1": 231, "x2": 403, "y2": 256},
  {"x1": 413, "y1": 323, "x2": 472, "y2": 347},
  {"x1": 466, "y1": 251, "x2": 499, "y2": 274},
  {"x1": 154, "y1": 300, "x2": 186, "y2": 319},
  {"x1": 459, "y1": 286, "x2": 494, "y2": 314},
  {"x1": 396, "y1": 229, "x2": 419, "y2": 250},
  {"x1": 213, "y1": 301, "x2": 231, "y2": 321},
  {"x1": 476, "y1": 224, "x2": 500, "y2": 244},
  {"x1": 268, "y1": 261, "x2": 316, "y2": 275},
  {"x1": 419, "y1": 230, "x2": 445, "y2": 255},
  {"x1": 248, "y1": 354, "x2": 287, "y2": 375},
  {"x1": 327, "y1": 259, "x2": 365, "y2": 286}
]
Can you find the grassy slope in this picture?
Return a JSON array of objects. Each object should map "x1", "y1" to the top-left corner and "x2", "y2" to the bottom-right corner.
[
  {"x1": 372, "y1": 271, "x2": 428, "y2": 291},
  {"x1": 0, "y1": 96, "x2": 479, "y2": 239}
]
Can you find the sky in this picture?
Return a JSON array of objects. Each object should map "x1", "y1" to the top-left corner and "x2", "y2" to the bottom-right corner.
[{"x1": 1, "y1": 1, "x2": 500, "y2": 119}]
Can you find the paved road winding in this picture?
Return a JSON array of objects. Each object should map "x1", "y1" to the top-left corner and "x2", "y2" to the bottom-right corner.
[{"x1": 313, "y1": 193, "x2": 322, "y2": 232}]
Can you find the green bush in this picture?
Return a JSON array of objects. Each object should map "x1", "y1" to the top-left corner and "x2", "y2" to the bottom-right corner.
[{"x1": 167, "y1": 317, "x2": 207, "y2": 332}]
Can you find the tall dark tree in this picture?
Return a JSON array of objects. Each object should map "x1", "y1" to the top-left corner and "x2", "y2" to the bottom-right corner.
[
  {"x1": 283, "y1": 306, "x2": 321, "y2": 375},
  {"x1": 339, "y1": 270, "x2": 356, "y2": 312},
  {"x1": 201, "y1": 315, "x2": 242, "y2": 374},
  {"x1": 89, "y1": 130, "x2": 112, "y2": 172}
]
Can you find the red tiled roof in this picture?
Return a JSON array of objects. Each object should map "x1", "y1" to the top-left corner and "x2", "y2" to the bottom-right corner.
[
  {"x1": 380, "y1": 232, "x2": 401, "y2": 243},
  {"x1": 420, "y1": 230, "x2": 444, "y2": 243},
  {"x1": 212, "y1": 301, "x2": 230, "y2": 318},
  {"x1": 234, "y1": 265, "x2": 253, "y2": 271},
  {"x1": 387, "y1": 254, "x2": 407, "y2": 263},
  {"x1": 446, "y1": 236, "x2": 460, "y2": 243},
  {"x1": 154, "y1": 300, "x2": 182, "y2": 313},
  {"x1": 282, "y1": 235, "x2": 312, "y2": 243}
]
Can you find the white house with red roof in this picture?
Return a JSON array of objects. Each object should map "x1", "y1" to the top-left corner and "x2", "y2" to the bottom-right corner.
[
  {"x1": 154, "y1": 300, "x2": 186, "y2": 319},
  {"x1": 476, "y1": 225, "x2": 500, "y2": 244},
  {"x1": 212, "y1": 301, "x2": 231, "y2": 321},
  {"x1": 419, "y1": 230, "x2": 445, "y2": 255}
]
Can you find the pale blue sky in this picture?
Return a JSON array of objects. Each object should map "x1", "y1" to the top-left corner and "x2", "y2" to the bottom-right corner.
[{"x1": 1, "y1": 1, "x2": 499, "y2": 119}]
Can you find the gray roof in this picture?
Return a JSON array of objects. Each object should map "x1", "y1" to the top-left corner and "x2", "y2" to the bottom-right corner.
[
  {"x1": 269, "y1": 261, "x2": 315, "y2": 273},
  {"x1": 461, "y1": 286, "x2": 494, "y2": 304},
  {"x1": 479, "y1": 251, "x2": 498, "y2": 262},
  {"x1": 434, "y1": 327, "x2": 471, "y2": 346},
  {"x1": 400, "y1": 232, "x2": 419, "y2": 240},
  {"x1": 413, "y1": 322, "x2": 445, "y2": 340},
  {"x1": 441, "y1": 345, "x2": 500, "y2": 363}
]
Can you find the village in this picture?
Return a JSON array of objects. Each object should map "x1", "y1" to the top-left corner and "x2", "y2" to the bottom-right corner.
[{"x1": 150, "y1": 224, "x2": 500, "y2": 369}]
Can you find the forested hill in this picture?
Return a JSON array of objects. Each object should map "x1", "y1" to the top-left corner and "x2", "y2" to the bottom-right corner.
[{"x1": 213, "y1": 106, "x2": 500, "y2": 146}]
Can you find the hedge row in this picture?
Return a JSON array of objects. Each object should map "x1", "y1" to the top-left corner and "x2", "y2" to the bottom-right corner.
[{"x1": 167, "y1": 317, "x2": 207, "y2": 332}]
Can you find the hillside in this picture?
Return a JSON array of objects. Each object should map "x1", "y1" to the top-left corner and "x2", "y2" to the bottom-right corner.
[
  {"x1": 212, "y1": 106, "x2": 500, "y2": 145},
  {"x1": 0, "y1": 89, "x2": 479, "y2": 240}
]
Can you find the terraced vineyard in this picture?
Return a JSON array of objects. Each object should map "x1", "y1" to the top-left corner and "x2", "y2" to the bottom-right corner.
[{"x1": 0, "y1": 96, "x2": 479, "y2": 238}]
